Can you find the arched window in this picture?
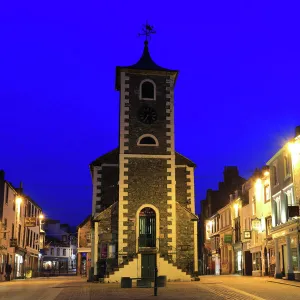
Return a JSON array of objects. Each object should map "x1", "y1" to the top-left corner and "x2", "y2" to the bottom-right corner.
[
  {"x1": 140, "y1": 79, "x2": 156, "y2": 100},
  {"x1": 139, "y1": 207, "x2": 156, "y2": 247},
  {"x1": 137, "y1": 134, "x2": 159, "y2": 147}
]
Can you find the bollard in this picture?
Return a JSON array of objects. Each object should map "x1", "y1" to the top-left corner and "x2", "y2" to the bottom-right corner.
[{"x1": 154, "y1": 267, "x2": 158, "y2": 296}]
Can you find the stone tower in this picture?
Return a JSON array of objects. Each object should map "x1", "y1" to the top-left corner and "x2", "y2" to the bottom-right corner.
[{"x1": 90, "y1": 33, "x2": 198, "y2": 282}]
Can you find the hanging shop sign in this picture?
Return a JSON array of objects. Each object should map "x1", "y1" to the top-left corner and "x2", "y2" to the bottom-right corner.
[
  {"x1": 10, "y1": 238, "x2": 17, "y2": 247},
  {"x1": 251, "y1": 218, "x2": 261, "y2": 231},
  {"x1": 244, "y1": 231, "x2": 252, "y2": 239},
  {"x1": 224, "y1": 234, "x2": 232, "y2": 244},
  {"x1": 25, "y1": 217, "x2": 37, "y2": 227}
]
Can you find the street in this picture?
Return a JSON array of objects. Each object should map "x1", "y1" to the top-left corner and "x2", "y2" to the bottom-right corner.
[{"x1": 1, "y1": 275, "x2": 300, "y2": 300}]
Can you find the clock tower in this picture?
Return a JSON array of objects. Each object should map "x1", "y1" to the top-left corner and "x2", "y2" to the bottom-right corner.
[{"x1": 90, "y1": 26, "x2": 198, "y2": 282}]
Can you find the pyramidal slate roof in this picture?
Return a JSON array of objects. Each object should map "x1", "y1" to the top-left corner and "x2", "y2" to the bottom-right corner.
[
  {"x1": 90, "y1": 147, "x2": 196, "y2": 169},
  {"x1": 115, "y1": 41, "x2": 178, "y2": 90}
]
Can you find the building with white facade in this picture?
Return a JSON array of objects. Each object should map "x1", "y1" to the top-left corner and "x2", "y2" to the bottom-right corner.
[
  {"x1": 268, "y1": 126, "x2": 300, "y2": 280},
  {"x1": 42, "y1": 219, "x2": 77, "y2": 275}
]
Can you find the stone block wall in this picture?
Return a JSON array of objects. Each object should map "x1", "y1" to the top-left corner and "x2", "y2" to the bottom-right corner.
[
  {"x1": 176, "y1": 203, "x2": 196, "y2": 273},
  {"x1": 124, "y1": 158, "x2": 169, "y2": 254}
]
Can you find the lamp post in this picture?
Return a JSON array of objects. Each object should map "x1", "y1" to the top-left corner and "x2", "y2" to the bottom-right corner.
[{"x1": 38, "y1": 214, "x2": 44, "y2": 277}]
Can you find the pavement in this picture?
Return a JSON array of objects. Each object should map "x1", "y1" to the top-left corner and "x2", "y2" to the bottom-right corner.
[{"x1": 1, "y1": 275, "x2": 300, "y2": 300}]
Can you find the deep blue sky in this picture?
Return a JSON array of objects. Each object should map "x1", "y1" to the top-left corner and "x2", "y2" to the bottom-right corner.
[{"x1": 1, "y1": 2, "x2": 299, "y2": 226}]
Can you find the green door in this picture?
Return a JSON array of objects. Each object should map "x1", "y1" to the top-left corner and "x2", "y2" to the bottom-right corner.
[
  {"x1": 139, "y1": 207, "x2": 156, "y2": 247},
  {"x1": 141, "y1": 254, "x2": 156, "y2": 279}
]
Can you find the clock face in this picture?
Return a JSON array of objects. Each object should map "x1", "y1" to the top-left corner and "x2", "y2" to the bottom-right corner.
[{"x1": 138, "y1": 105, "x2": 157, "y2": 124}]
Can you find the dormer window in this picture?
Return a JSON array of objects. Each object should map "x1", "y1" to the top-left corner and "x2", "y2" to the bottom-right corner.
[
  {"x1": 140, "y1": 79, "x2": 156, "y2": 100},
  {"x1": 137, "y1": 134, "x2": 159, "y2": 146}
]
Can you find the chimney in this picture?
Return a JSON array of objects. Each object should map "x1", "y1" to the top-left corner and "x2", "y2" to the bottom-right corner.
[
  {"x1": 19, "y1": 181, "x2": 23, "y2": 193},
  {"x1": 295, "y1": 126, "x2": 300, "y2": 138},
  {"x1": 0, "y1": 170, "x2": 4, "y2": 180}
]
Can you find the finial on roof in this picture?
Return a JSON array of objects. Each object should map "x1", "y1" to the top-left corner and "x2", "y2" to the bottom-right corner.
[{"x1": 138, "y1": 21, "x2": 156, "y2": 45}]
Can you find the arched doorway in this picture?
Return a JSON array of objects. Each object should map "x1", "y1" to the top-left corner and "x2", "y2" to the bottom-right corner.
[{"x1": 139, "y1": 207, "x2": 156, "y2": 248}]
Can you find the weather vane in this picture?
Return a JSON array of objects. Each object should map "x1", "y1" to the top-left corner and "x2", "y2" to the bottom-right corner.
[{"x1": 138, "y1": 22, "x2": 156, "y2": 42}]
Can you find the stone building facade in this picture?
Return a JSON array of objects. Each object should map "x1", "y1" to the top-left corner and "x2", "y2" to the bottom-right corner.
[
  {"x1": 90, "y1": 39, "x2": 198, "y2": 282},
  {"x1": 77, "y1": 215, "x2": 92, "y2": 277}
]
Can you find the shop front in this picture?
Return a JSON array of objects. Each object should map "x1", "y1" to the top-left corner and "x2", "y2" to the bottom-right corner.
[
  {"x1": 272, "y1": 220, "x2": 300, "y2": 279},
  {"x1": 220, "y1": 233, "x2": 233, "y2": 274},
  {"x1": 250, "y1": 246, "x2": 262, "y2": 277},
  {"x1": 243, "y1": 241, "x2": 252, "y2": 276},
  {"x1": 211, "y1": 250, "x2": 221, "y2": 275},
  {"x1": 14, "y1": 253, "x2": 24, "y2": 279},
  {"x1": 233, "y1": 242, "x2": 242, "y2": 274}
]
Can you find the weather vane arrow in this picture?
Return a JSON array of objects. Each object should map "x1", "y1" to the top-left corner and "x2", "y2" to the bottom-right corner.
[{"x1": 138, "y1": 21, "x2": 156, "y2": 42}]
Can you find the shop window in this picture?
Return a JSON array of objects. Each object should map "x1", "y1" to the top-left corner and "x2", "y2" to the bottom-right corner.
[
  {"x1": 252, "y1": 252, "x2": 261, "y2": 271},
  {"x1": 291, "y1": 248, "x2": 298, "y2": 271}
]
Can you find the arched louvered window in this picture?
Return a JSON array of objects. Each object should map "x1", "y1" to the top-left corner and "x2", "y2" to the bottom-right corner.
[{"x1": 140, "y1": 79, "x2": 156, "y2": 100}]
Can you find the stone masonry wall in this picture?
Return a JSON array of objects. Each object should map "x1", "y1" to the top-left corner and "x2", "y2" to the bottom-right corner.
[
  {"x1": 78, "y1": 218, "x2": 92, "y2": 248},
  {"x1": 99, "y1": 166, "x2": 119, "y2": 209},
  {"x1": 175, "y1": 167, "x2": 189, "y2": 209},
  {"x1": 125, "y1": 73, "x2": 169, "y2": 155},
  {"x1": 176, "y1": 203, "x2": 195, "y2": 273},
  {"x1": 124, "y1": 158, "x2": 169, "y2": 254}
]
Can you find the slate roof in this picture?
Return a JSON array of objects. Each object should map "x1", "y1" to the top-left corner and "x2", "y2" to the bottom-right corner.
[
  {"x1": 115, "y1": 41, "x2": 178, "y2": 90},
  {"x1": 90, "y1": 147, "x2": 196, "y2": 168}
]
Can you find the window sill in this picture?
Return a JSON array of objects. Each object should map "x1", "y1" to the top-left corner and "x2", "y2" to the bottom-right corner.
[{"x1": 140, "y1": 98, "x2": 156, "y2": 101}]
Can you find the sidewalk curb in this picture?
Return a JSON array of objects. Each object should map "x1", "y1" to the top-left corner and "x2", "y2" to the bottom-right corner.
[{"x1": 267, "y1": 280, "x2": 300, "y2": 288}]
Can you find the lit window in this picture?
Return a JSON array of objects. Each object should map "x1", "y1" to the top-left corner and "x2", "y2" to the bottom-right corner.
[
  {"x1": 252, "y1": 196, "x2": 256, "y2": 216},
  {"x1": 140, "y1": 80, "x2": 155, "y2": 100},
  {"x1": 137, "y1": 134, "x2": 159, "y2": 147},
  {"x1": 284, "y1": 155, "x2": 291, "y2": 178},
  {"x1": 264, "y1": 185, "x2": 270, "y2": 203}
]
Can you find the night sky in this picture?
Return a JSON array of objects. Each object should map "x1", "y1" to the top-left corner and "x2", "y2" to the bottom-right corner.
[{"x1": 1, "y1": 2, "x2": 299, "y2": 226}]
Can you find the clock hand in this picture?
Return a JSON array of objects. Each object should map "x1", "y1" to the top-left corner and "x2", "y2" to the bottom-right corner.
[{"x1": 143, "y1": 115, "x2": 149, "y2": 122}]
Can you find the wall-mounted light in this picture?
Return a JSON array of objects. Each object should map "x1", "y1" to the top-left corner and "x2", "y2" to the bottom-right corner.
[
  {"x1": 16, "y1": 197, "x2": 22, "y2": 205},
  {"x1": 288, "y1": 141, "x2": 300, "y2": 165}
]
